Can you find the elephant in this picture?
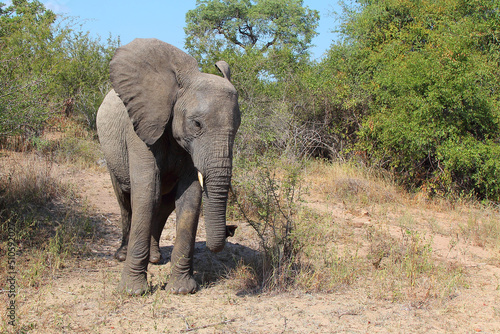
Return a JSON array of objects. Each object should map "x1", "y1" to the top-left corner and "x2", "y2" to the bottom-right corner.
[{"x1": 96, "y1": 38, "x2": 240, "y2": 295}]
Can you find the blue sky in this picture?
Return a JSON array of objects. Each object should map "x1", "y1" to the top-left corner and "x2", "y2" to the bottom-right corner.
[{"x1": 11, "y1": 1, "x2": 344, "y2": 60}]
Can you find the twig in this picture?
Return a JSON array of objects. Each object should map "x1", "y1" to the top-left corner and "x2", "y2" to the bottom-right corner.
[
  {"x1": 280, "y1": 317, "x2": 287, "y2": 334},
  {"x1": 58, "y1": 288, "x2": 76, "y2": 295},
  {"x1": 180, "y1": 318, "x2": 236, "y2": 332},
  {"x1": 182, "y1": 316, "x2": 190, "y2": 330},
  {"x1": 100, "y1": 214, "x2": 113, "y2": 225},
  {"x1": 337, "y1": 310, "x2": 360, "y2": 318}
]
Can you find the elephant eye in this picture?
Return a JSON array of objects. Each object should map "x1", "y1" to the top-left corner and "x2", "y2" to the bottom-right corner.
[{"x1": 193, "y1": 120, "x2": 202, "y2": 129}]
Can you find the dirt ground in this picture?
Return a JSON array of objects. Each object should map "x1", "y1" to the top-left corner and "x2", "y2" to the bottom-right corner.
[{"x1": 2, "y1": 153, "x2": 500, "y2": 333}]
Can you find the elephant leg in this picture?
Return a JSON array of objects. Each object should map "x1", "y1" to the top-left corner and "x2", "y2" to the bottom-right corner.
[
  {"x1": 119, "y1": 149, "x2": 161, "y2": 295},
  {"x1": 149, "y1": 191, "x2": 175, "y2": 264},
  {"x1": 109, "y1": 171, "x2": 131, "y2": 262},
  {"x1": 166, "y1": 173, "x2": 201, "y2": 295}
]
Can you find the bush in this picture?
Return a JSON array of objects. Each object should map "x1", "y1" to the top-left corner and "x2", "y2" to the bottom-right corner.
[
  {"x1": 0, "y1": 1, "x2": 57, "y2": 139},
  {"x1": 230, "y1": 154, "x2": 305, "y2": 291},
  {"x1": 333, "y1": 0, "x2": 500, "y2": 199},
  {"x1": 0, "y1": 1, "x2": 118, "y2": 147},
  {"x1": 54, "y1": 30, "x2": 117, "y2": 130},
  {"x1": 437, "y1": 137, "x2": 500, "y2": 201}
]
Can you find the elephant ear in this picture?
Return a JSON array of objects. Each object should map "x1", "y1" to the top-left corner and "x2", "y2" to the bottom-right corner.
[
  {"x1": 215, "y1": 61, "x2": 231, "y2": 82},
  {"x1": 110, "y1": 38, "x2": 199, "y2": 145}
]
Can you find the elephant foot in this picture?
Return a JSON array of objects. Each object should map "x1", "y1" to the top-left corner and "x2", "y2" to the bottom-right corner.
[
  {"x1": 114, "y1": 245, "x2": 127, "y2": 262},
  {"x1": 149, "y1": 245, "x2": 162, "y2": 264},
  {"x1": 119, "y1": 273, "x2": 149, "y2": 296},
  {"x1": 166, "y1": 274, "x2": 198, "y2": 295}
]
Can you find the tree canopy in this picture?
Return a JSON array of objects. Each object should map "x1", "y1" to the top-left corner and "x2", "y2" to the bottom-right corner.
[
  {"x1": 0, "y1": 0, "x2": 118, "y2": 137},
  {"x1": 184, "y1": 0, "x2": 319, "y2": 65},
  {"x1": 0, "y1": 0, "x2": 57, "y2": 136},
  {"x1": 340, "y1": 0, "x2": 500, "y2": 199}
]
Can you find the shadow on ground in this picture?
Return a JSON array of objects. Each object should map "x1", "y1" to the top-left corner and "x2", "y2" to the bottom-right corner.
[{"x1": 152, "y1": 240, "x2": 261, "y2": 292}]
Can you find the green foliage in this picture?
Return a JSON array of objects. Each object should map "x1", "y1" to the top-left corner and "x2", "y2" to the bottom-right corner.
[
  {"x1": 185, "y1": 0, "x2": 319, "y2": 67},
  {"x1": 281, "y1": 46, "x2": 372, "y2": 159},
  {"x1": 0, "y1": 0, "x2": 59, "y2": 137},
  {"x1": 185, "y1": 0, "x2": 500, "y2": 200},
  {"x1": 53, "y1": 30, "x2": 118, "y2": 129},
  {"x1": 437, "y1": 137, "x2": 500, "y2": 200},
  {"x1": 0, "y1": 0, "x2": 118, "y2": 142},
  {"x1": 330, "y1": 0, "x2": 500, "y2": 199}
]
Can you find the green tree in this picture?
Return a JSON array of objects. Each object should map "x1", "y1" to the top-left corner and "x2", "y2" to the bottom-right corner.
[
  {"x1": 0, "y1": 0, "x2": 60, "y2": 137},
  {"x1": 333, "y1": 0, "x2": 500, "y2": 199},
  {"x1": 185, "y1": 0, "x2": 319, "y2": 68},
  {"x1": 54, "y1": 31, "x2": 118, "y2": 129},
  {"x1": 0, "y1": 0, "x2": 118, "y2": 139},
  {"x1": 279, "y1": 43, "x2": 373, "y2": 160}
]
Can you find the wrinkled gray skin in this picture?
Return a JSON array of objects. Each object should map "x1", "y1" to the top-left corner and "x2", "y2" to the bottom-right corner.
[{"x1": 96, "y1": 39, "x2": 240, "y2": 295}]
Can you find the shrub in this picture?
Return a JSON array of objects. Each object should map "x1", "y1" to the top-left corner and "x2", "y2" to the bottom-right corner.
[
  {"x1": 365, "y1": 225, "x2": 464, "y2": 302},
  {"x1": 230, "y1": 154, "x2": 305, "y2": 291},
  {"x1": 437, "y1": 137, "x2": 500, "y2": 201},
  {"x1": 334, "y1": 0, "x2": 500, "y2": 199},
  {"x1": 0, "y1": 1, "x2": 118, "y2": 147}
]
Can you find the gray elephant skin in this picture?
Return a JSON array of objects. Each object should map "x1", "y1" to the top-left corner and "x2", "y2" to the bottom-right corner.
[{"x1": 96, "y1": 38, "x2": 240, "y2": 295}]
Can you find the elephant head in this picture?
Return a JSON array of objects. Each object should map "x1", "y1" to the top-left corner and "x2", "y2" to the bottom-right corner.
[{"x1": 109, "y1": 38, "x2": 240, "y2": 253}]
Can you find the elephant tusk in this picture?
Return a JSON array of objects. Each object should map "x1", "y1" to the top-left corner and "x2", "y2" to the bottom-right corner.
[{"x1": 198, "y1": 171, "x2": 204, "y2": 189}]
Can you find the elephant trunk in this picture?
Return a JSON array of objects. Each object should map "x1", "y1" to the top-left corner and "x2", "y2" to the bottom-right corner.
[{"x1": 202, "y1": 157, "x2": 233, "y2": 253}]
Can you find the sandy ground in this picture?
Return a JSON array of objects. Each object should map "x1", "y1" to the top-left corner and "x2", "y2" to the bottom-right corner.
[{"x1": 1, "y1": 153, "x2": 500, "y2": 333}]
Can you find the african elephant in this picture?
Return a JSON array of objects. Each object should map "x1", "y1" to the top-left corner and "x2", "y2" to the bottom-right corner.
[{"x1": 96, "y1": 38, "x2": 240, "y2": 295}]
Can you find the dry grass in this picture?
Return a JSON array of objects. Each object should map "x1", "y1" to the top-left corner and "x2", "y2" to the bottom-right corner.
[
  {"x1": 3, "y1": 147, "x2": 491, "y2": 302},
  {"x1": 363, "y1": 225, "x2": 465, "y2": 304},
  {"x1": 0, "y1": 118, "x2": 102, "y2": 169},
  {"x1": 227, "y1": 157, "x2": 468, "y2": 304},
  {"x1": 458, "y1": 210, "x2": 500, "y2": 249},
  {"x1": 0, "y1": 152, "x2": 100, "y2": 291},
  {"x1": 223, "y1": 260, "x2": 261, "y2": 292},
  {"x1": 304, "y1": 160, "x2": 399, "y2": 207},
  {"x1": 36, "y1": 119, "x2": 103, "y2": 169}
]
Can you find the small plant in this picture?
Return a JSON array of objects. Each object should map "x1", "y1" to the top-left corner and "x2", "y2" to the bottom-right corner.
[
  {"x1": 231, "y1": 155, "x2": 305, "y2": 291},
  {"x1": 224, "y1": 259, "x2": 260, "y2": 292},
  {"x1": 459, "y1": 212, "x2": 500, "y2": 250},
  {"x1": 365, "y1": 225, "x2": 464, "y2": 303}
]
